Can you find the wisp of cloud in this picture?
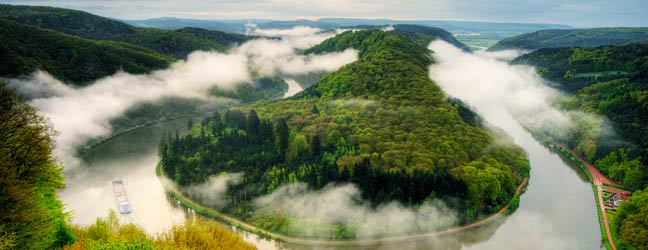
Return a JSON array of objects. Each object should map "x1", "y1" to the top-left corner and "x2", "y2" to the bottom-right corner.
[{"x1": 9, "y1": 26, "x2": 358, "y2": 168}]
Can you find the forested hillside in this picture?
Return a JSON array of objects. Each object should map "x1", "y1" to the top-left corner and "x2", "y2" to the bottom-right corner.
[
  {"x1": 514, "y1": 43, "x2": 648, "y2": 192},
  {"x1": 161, "y1": 30, "x2": 529, "y2": 239},
  {"x1": 489, "y1": 28, "x2": 648, "y2": 51},
  {"x1": 0, "y1": 4, "x2": 249, "y2": 58},
  {"x1": 0, "y1": 19, "x2": 173, "y2": 85},
  {"x1": 350, "y1": 24, "x2": 471, "y2": 51},
  {"x1": 512, "y1": 43, "x2": 648, "y2": 92}
]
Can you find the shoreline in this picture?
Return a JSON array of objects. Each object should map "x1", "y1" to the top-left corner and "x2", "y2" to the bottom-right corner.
[{"x1": 157, "y1": 162, "x2": 529, "y2": 247}]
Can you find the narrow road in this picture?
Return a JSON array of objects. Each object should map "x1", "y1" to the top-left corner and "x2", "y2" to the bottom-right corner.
[
  {"x1": 159, "y1": 163, "x2": 528, "y2": 246},
  {"x1": 554, "y1": 143, "x2": 617, "y2": 250}
]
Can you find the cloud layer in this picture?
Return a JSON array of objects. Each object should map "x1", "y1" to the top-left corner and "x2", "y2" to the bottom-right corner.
[
  {"x1": 9, "y1": 26, "x2": 357, "y2": 168},
  {"x1": 255, "y1": 182, "x2": 458, "y2": 239}
]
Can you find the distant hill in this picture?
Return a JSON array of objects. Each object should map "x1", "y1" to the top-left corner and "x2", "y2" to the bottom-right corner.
[
  {"x1": 123, "y1": 17, "x2": 243, "y2": 33},
  {"x1": 489, "y1": 28, "x2": 648, "y2": 51},
  {"x1": 124, "y1": 16, "x2": 569, "y2": 40},
  {"x1": 351, "y1": 24, "x2": 471, "y2": 51},
  {"x1": 0, "y1": 19, "x2": 173, "y2": 85},
  {"x1": 0, "y1": 4, "x2": 250, "y2": 58}
]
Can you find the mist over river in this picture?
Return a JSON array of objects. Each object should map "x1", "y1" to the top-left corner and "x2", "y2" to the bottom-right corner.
[{"x1": 58, "y1": 43, "x2": 604, "y2": 250}]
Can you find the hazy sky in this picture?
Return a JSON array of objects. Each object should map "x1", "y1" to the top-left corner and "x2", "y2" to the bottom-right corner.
[{"x1": 2, "y1": 0, "x2": 647, "y2": 27}]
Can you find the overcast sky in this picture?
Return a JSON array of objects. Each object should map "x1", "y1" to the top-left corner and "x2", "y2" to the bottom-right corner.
[{"x1": 2, "y1": 0, "x2": 647, "y2": 27}]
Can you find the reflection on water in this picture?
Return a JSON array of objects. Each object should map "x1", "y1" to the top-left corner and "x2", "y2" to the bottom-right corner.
[
  {"x1": 59, "y1": 119, "x2": 189, "y2": 233},
  {"x1": 61, "y1": 114, "x2": 604, "y2": 249}
]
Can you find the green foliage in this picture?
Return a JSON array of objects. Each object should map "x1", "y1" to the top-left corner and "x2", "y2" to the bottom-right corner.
[
  {"x1": 489, "y1": 28, "x2": 648, "y2": 51},
  {"x1": 65, "y1": 211, "x2": 255, "y2": 250},
  {"x1": 0, "y1": 4, "x2": 250, "y2": 58},
  {"x1": 348, "y1": 24, "x2": 471, "y2": 51},
  {"x1": 0, "y1": 18, "x2": 173, "y2": 85},
  {"x1": 0, "y1": 82, "x2": 75, "y2": 249},
  {"x1": 513, "y1": 42, "x2": 648, "y2": 92},
  {"x1": 596, "y1": 150, "x2": 647, "y2": 191},
  {"x1": 161, "y1": 30, "x2": 529, "y2": 239},
  {"x1": 615, "y1": 187, "x2": 648, "y2": 250}
]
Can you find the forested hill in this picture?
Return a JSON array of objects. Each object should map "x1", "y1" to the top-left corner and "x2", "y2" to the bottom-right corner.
[
  {"x1": 512, "y1": 42, "x2": 648, "y2": 92},
  {"x1": 514, "y1": 42, "x2": 648, "y2": 192},
  {"x1": 488, "y1": 28, "x2": 648, "y2": 51},
  {"x1": 349, "y1": 24, "x2": 471, "y2": 51},
  {"x1": 0, "y1": 4, "x2": 249, "y2": 58},
  {"x1": 161, "y1": 30, "x2": 529, "y2": 238},
  {"x1": 0, "y1": 19, "x2": 173, "y2": 85}
]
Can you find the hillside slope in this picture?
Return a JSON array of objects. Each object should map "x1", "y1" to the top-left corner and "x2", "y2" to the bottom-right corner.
[
  {"x1": 514, "y1": 42, "x2": 648, "y2": 192},
  {"x1": 0, "y1": 4, "x2": 249, "y2": 58},
  {"x1": 350, "y1": 24, "x2": 471, "y2": 51},
  {"x1": 161, "y1": 30, "x2": 529, "y2": 239},
  {"x1": 0, "y1": 19, "x2": 173, "y2": 85},
  {"x1": 489, "y1": 28, "x2": 648, "y2": 51},
  {"x1": 512, "y1": 42, "x2": 648, "y2": 92}
]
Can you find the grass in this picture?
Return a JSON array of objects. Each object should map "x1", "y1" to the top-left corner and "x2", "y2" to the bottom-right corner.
[{"x1": 607, "y1": 210, "x2": 620, "y2": 244}]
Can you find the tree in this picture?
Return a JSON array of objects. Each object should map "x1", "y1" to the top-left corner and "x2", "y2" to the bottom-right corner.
[
  {"x1": 276, "y1": 119, "x2": 289, "y2": 157},
  {"x1": 310, "y1": 135, "x2": 322, "y2": 158},
  {"x1": 311, "y1": 104, "x2": 320, "y2": 114},
  {"x1": 187, "y1": 117, "x2": 194, "y2": 130},
  {"x1": 0, "y1": 82, "x2": 75, "y2": 249},
  {"x1": 616, "y1": 187, "x2": 648, "y2": 250}
]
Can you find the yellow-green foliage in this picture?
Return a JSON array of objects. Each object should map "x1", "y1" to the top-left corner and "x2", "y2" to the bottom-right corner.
[
  {"x1": 0, "y1": 83, "x2": 75, "y2": 249},
  {"x1": 64, "y1": 211, "x2": 256, "y2": 250}
]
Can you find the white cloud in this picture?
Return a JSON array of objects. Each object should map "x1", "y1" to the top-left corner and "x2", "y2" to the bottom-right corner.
[
  {"x1": 9, "y1": 26, "x2": 358, "y2": 168},
  {"x1": 255, "y1": 182, "x2": 458, "y2": 239}
]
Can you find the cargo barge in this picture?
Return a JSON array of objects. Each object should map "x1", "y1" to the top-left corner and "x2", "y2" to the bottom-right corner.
[{"x1": 112, "y1": 178, "x2": 132, "y2": 214}]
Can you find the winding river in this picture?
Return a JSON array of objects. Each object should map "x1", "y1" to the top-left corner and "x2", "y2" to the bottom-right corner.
[{"x1": 58, "y1": 49, "x2": 605, "y2": 250}]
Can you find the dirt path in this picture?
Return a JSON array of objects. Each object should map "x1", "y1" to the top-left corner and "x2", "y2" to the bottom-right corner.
[
  {"x1": 159, "y1": 164, "x2": 528, "y2": 246},
  {"x1": 553, "y1": 143, "x2": 617, "y2": 250}
]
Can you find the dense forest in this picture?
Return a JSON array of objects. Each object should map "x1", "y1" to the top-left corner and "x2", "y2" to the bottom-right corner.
[
  {"x1": 0, "y1": 4, "x2": 250, "y2": 58},
  {"x1": 0, "y1": 18, "x2": 173, "y2": 85},
  {"x1": 512, "y1": 42, "x2": 648, "y2": 92},
  {"x1": 489, "y1": 27, "x2": 648, "y2": 51},
  {"x1": 161, "y1": 30, "x2": 529, "y2": 239},
  {"x1": 348, "y1": 24, "x2": 471, "y2": 51}
]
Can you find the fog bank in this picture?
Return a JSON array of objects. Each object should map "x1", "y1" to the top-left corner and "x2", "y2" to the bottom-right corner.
[
  {"x1": 9, "y1": 26, "x2": 357, "y2": 168},
  {"x1": 255, "y1": 182, "x2": 458, "y2": 239}
]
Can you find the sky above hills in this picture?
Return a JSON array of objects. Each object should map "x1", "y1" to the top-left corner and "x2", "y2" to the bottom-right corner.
[{"x1": 1, "y1": 0, "x2": 647, "y2": 27}]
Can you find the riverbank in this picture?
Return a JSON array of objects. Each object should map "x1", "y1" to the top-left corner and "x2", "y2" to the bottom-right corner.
[
  {"x1": 549, "y1": 143, "x2": 619, "y2": 250},
  {"x1": 156, "y1": 162, "x2": 529, "y2": 247}
]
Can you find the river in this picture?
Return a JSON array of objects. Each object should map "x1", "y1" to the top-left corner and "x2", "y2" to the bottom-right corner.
[{"x1": 58, "y1": 48, "x2": 604, "y2": 250}]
